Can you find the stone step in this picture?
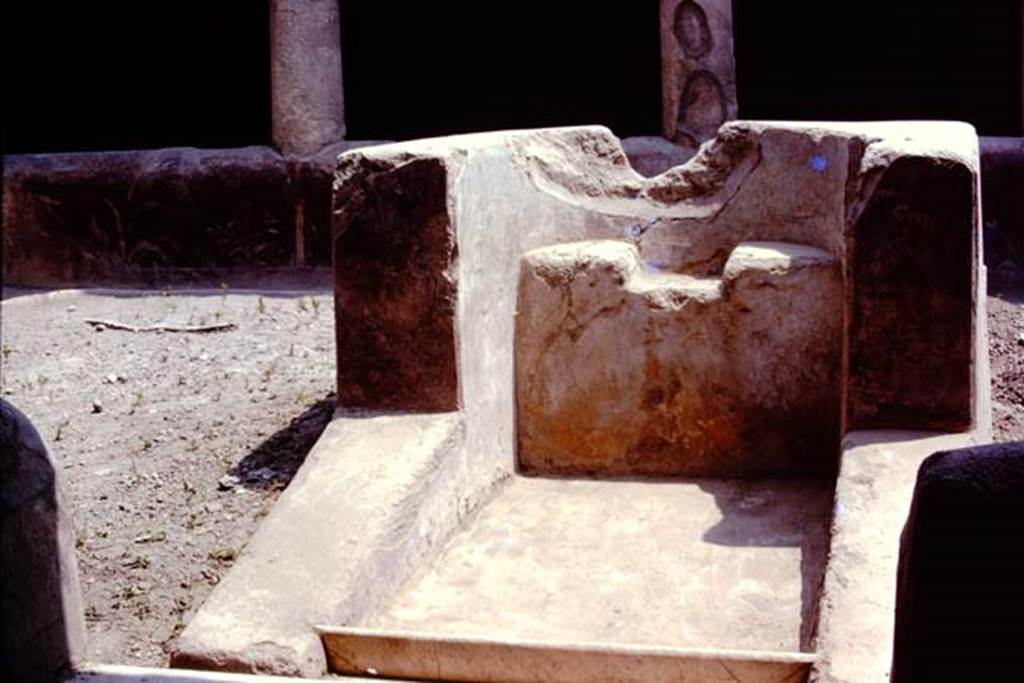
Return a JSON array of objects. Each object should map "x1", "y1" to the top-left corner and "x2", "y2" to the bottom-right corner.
[{"x1": 318, "y1": 627, "x2": 816, "y2": 683}]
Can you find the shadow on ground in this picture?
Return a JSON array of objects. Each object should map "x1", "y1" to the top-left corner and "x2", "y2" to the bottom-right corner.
[
  {"x1": 698, "y1": 478, "x2": 834, "y2": 651},
  {"x1": 230, "y1": 392, "x2": 336, "y2": 490}
]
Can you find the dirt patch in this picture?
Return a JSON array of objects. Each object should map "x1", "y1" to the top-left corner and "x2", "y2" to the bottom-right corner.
[
  {"x1": 0, "y1": 287, "x2": 335, "y2": 666},
  {"x1": 988, "y1": 278, "x2": 1024, "y2": 442}
]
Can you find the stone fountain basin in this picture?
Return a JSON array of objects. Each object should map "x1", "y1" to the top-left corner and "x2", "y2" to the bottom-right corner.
[{"x1": 173, "y1": 121, "x2": 988, "y2": 682}]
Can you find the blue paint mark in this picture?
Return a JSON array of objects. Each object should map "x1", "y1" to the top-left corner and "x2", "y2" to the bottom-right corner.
[
  {"x1": 625, "y1": 223, "x2": 643, "y2": 239},
  {"x1": 810, "y1": 154, "x2": 828, "y2": 173},
  {"x1": 644, "y1": 260, "x2": 666, "y2": 273}
]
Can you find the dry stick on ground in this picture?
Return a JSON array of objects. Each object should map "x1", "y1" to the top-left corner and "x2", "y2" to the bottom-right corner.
[{"x1": 83, "y1": 319, "x2": 237, "y2": 334}]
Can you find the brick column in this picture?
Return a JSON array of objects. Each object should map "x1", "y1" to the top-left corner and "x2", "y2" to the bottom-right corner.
[{"x1": 271, "y1": 0, "x2": 346, "y2": 156}]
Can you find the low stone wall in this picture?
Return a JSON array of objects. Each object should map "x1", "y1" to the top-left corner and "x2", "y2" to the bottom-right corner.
[
  {"x1": 980, "y1": 136, "x2": 1024, "y2": 282},
  {"x1": 516, "y1": 240, "x2": 842, "y2": 477},
  {"x1": 1, "y1": 141, "x2": 383, "y2": 287}
]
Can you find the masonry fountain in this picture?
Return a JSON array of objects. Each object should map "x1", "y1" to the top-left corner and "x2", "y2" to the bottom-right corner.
[{"x1": 172, "y1": 121, "x2": 990, "y2": 683}]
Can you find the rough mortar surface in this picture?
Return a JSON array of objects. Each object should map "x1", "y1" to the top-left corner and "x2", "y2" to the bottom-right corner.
[
  {"x1": 370, "y1": 475, "x2": 832, "y2": 653},
  {"x1": 516, "y1": 239, "x2": 842, "y2": 477}
]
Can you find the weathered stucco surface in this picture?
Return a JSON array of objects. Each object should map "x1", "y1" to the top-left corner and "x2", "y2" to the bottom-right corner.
[
  {"x1": 620, "y1": 135, "x2": 695, "y2": 177},
  {"x1": 178, "y1": 121, "x2": 987, "y2": 678},
  {"x1": 369, "y1": 476, "x2": 831, "y2": 651},
  {"x1": 333, "y1": 121, "x2": 983, "y2": 471},
  {"x1": 516, "y1": 240, "x2": 841, "y2": 477}
]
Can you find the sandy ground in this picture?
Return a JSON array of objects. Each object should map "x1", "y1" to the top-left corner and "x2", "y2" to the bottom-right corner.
[
  {"x1": 0, "y1": 281, "x2": 1021, "y2": 668},
  {"x1": 1, "y1": 287, "x2": 336, "y2": 666},
  {"x1": 989, "y1": 280, "x2": 1024, "y2": 442}
]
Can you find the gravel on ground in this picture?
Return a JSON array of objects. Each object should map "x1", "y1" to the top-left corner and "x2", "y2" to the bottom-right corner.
[{"x1": 1, "y1": 287, "x2": 335, "y2": 665}]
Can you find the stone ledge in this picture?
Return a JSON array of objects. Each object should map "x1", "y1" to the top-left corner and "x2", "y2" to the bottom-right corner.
[
  {"x1": 69, "y1": 663, "x2": 386, "y2": 682},
  {"x1": 811, "y1": 430, "x2": 980, "y2": 683},
  {"x1": 170, "y1": 411, "x2": 476, "y2": 677},
  {"x1": 320, "y1": 627, "x2": 816, "y2": 683}
]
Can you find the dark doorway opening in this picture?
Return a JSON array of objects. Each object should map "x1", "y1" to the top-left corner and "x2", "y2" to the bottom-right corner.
[
  {"x1": 339, "y1": 2, "x2": 662, "y2": 141},
  {"x1": 2, "y1": 1, "x2": 271, "y2": 154},
  {"x1": 733, "y1": 0, "x2": 1021, "y2": 136}
]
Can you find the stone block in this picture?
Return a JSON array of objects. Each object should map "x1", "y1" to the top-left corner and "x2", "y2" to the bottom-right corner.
[
  {"x1": 891, "y1": 441, "x2": 1024, "y2": 682},
  {"x1": 847, "y1": 155, "x2": 976, "y2": 431},
  {"x1": 0, "y1": 400, "x2": 85, "y2": 682},
  {"x1": 332, "y1": 152, "x2": 457, "y2": 411},
  {"x1": 516, "y1": 239, "x2": 841, "y2": 477}
]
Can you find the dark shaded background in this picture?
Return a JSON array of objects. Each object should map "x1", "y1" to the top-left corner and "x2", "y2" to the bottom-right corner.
[
  {"x1": 733, "y1": 1, "x2": 1021, "y2": 135},
  {"x1": 1, "y1": 1, "x2": 1020, "y2": 153},
  {"x1": 1, "y1": 1, "x2": 271, "y2": 153},
  {"x1": 339, "y1": 2, "x2": 662, "y2": 140}
]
